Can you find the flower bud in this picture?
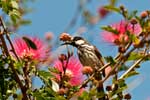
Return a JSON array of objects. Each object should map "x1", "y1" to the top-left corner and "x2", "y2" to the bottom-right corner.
[
  {"x1": 59, "y1": 54, "x2": 67, "y2": 61},
  {"x1": 58, "y1": 88, "x2": 66, "y2": 95},
  {"x1": 124, "y1": 93, "x2": 131, "y2": 99},
  {"x1": 114, "y1": 39, "x2": 121, "y2": 45},
  {"x1": 106, "y1": 85, "x2": 112, "y2": 91},
  {"x1": 13, "y1": 94, "x2": 17, "y2": 98},
  {"x1": 130, "y1": 18, "x2": 137, "y2": 25},
  {"x1": 98, "y1": 6, "x2": 109, "y2": 18},
  {"x1": 82, "y1": 66, "x2": 93, "y2": 74},
  {"x1": 118, "y1": 93, "x2": 123, "y2": 99},
  {"x1": 60, "y1": 33, "x2": 72, "y2": 41},
  {"x1": 119, "y1": 5, "x2": 125, "y2": 11},
  {"x1": 112, "y1": 84, "x2": 118, "y2": 91},
  {"x1": 135, "y1": 64, "x2": 140, "y2": 68},
  {"x1": 133, "y1": 38, "x2": 143, "y2": 48},
  {"x1": 118, "y1": 46, "x2": 126, "y2": 53},
  {"x1": 140, "y1": 11, "x2": 148, "y2": 19}
]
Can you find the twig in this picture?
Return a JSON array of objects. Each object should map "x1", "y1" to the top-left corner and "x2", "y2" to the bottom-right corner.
[
  {"x1": 119, "y1": 43, "x2": 149, "y2": 79},
  {"x1": 79, "y1": 63, "x2": 111, "y2": 89},
  {"x1": 0, "y1": 17, "x2": 20, "y2": 61},
  {"x1": 101, "y1": 48, "x2": 137, "y2": 83},
  {"x1": 0, "y1": 34, "x2": 28, "y2": 100},
  {"x1": 0, "y1": 17, "x2": 28, "y2": 100},
  {"x1": 119, "y1": 57, "x2": 145, "y2": 79},
  {"x1": 101, "y1": 58, "x2": 123, "y2": 84},
  {"x1": 79, "y1": 52, "x2": 124, "y2": 89}
]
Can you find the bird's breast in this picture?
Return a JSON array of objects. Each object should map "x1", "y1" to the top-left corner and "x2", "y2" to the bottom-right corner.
[{"x1": 77, "y1": 48, "x2": 101, "y2": 70}]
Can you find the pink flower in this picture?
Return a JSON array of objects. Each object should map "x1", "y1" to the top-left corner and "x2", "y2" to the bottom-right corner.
[
  {"x1": 102, "y1": 21, "x2": 142, "y2": 45},
  {"x1": 13, "y1": 36, "x2": 49, "y2": 62},
  {"x1": 53, "y1": 56, "x2": 84, "y2": 86}
]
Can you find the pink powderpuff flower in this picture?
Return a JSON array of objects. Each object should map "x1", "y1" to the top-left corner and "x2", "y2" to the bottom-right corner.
[
  {"x1": 53, "y1": 56, "x2": 84, "y2": 86},
  {"x1": 102, "y1": 21, "x2": 142, "y2": 45},
  {"x1": 13, "y1": 36, "x2": 49, "y2": 62}
]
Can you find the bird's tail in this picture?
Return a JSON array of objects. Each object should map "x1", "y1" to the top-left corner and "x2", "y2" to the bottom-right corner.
[{"x1": 94, "y1": 72, "x2": 105, "y2": 100}]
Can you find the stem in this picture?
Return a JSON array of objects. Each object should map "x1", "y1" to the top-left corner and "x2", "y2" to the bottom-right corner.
[
  {"x1": 0, "y1": 17, "x2": 28, "y2": 99},
  {"x1": 79, "y1": 63, "x2": 111, "y2": 89},
  {"x1": 79, "y1": 52, "x2": 125, "y2": 89},
  {"x1": 119, "y1": 56, "x2": 146, "y2": 79},
  {"x1": 99, "y1": 45, "x2": 137, "y2": 85},
  {"x1": 0, "y1": 17, "x2": 20, "y2": 61},
  {"x1": 0, "y1": 34, "x2": 28, "y2": 100},
  {"x1": 101, "y1": 58, "x2": 122, "y2": 83},
  {"x1": 119, "y1": 41, "x2": 149, "y2": 79}
]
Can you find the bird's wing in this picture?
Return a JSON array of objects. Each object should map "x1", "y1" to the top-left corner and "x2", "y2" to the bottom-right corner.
[{"x1": 94, "y1": 46, "x2": 105, "y2": 76}]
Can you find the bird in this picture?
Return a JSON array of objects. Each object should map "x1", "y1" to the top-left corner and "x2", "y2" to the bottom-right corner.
[{"x1": 62, "y1": 36, "x2": 105, "y2": 100}]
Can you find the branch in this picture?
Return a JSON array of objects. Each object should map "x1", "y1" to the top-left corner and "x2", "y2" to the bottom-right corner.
[
  {"x1": 0, "y1": 17, "x2": 20, "y2": 61},
  {"x1": 119, "y1": 57, "x2": 144, "y2": 79},
  {"x1": 79, "y1": 63, "x2": 111, "y2": 89},
  {"x1": 79, "y1": 52, "x2": 123, "y2": 89},
  {"x1": 119, "y1": 38, "x2": 150, "y2": 79},
  {"x1": 0, "y1": 17, "x2": 28, "y2": 100}
]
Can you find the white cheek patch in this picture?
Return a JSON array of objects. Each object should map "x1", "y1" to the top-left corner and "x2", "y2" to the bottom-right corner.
[
  {"x1": 75, "y1": 40, "x2": 85, "y2": 45},
  {"x1": 83, "y1": 44, "x2": 94, "y2": 49}
]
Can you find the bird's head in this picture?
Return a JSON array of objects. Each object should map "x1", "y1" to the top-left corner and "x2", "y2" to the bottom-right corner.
[{"x1": 61, "y1": 36, "x2": 87, "y2": 47}]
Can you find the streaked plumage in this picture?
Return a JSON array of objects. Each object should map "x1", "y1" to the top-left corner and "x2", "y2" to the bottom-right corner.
[
  {"x1": 71, "y1": 37, "x2": 104, "y2": 71},
  {"x1": 63, "y1": 36, "x2": 105, "y2": 100}
]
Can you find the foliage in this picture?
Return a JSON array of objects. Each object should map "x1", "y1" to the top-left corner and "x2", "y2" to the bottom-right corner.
[{"x1": 0, "y1": 0, "x2": 150, "y2": 100}]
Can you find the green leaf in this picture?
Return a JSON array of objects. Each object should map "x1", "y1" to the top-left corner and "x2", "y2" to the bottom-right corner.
[
  {"x1": 89, "y1": 88, "x2": 97, "y2": 96},
  {"x1": 117, "y1": 79, "x2": 126, "y2": 87},
  {"x1": 123, "y1": 71, "x2": 139, "y2": 79},
  {"x1": 97, "y1": 91, "x2": 105, "y2": 99},
  {"x1": 110, "y1": 0, "x2": 118, "y2": 6},
  {"x1": 38, "y1": 70, "x2": 53, "y2": 79},
  {"x1": 78, "y1": 91, "x2": 90, "y2": 100},
  {"x1": 104, "y1": 5, "x2": 121, "y2": 13},
  {"x1": 22, "y1": 36, "x2": 37, "y2": 50},
  {"x1": 128, "y1": 10, "x2": 138, "y2": 20},
  {"x1": 143, "y1": 56, "x2": 150, "y2": 61},
  {"x1": 104, "y1": 56, "x2": 116, "y2": 65},
  {"x1": 38, "y1": 70, "x2": 53, "y2": 86},
  {"x1": 49, "y1": 67, "x2": 60, "y2": 74},
  {"x1": 110, "y1": 85, "x2": 127, "y2": 97},
  {"x1": 11, "y1": 1, "x2": 19, "y2": 9},
  {"x1": 9, "y1": 9, "x2": 21, "y2": 23},
  {"x1": 32, "y1": 90, "x2": 46, "y2": 100},
  {"x1": 55, "y1": 96, "x2": 66, "y2": 100},
  {"x1": 20, "y1": 20, "x2": 31, "y2": 25},
  {"x1": 101, "y1": 26, "x2": 119, "y2": 35},
  {"x1": 127, "y1": 52, "x2": 143, "y2": 61},
  {"x1": 32, "y1": 87, "x2": 59, "y2": 100},
  {"x1": 118, "y1": 65, "x2": 128, "y2": 71}
]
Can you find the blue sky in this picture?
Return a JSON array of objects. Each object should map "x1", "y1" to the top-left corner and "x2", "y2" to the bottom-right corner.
[{"x1": 18, "y1": 0, "x2": 150, "y2": 100}]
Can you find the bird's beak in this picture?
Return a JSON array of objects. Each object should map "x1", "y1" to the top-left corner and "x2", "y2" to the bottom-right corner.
[{"x1": 61, "y1": 41, "x2": 73, "y2": 46}]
